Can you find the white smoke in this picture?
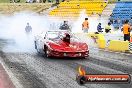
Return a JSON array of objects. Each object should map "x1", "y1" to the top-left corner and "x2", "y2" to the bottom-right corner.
[
  {"x1": 71, "y1": 10, "x2": 108, "y2": 33},
  {"x1": 0, "y1": 12, "x2": 74, "y2": 52},
  {"x1": 0, "y1": 11, "x2": 103, "y2": 52},
  {"x1": 0, "y1": 10, "x2": 123, "y2": 53},
  {"x1": 0, "y1": 12, "x2": 52, "y2": 52}
]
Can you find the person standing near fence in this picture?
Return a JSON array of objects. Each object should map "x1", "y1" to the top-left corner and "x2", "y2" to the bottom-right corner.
[
  {"x1": 122, "y1": 20, "x2": 131, "y2": 41},
  {"x1": 82, "y1": 18, "x2": 89, "y2": 33},
  {"x1": 105, "y1": 22, "x2": 111, "y2": 33},
  {"x1": 25, "y1": 23, "x2": 32, "y2": 34},
  {"x1": 97, "y1": 23, "x2": 103, "y2": 33}
]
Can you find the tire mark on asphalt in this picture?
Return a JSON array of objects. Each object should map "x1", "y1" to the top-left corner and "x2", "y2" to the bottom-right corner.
[
  {"x1": 45, "y1": 56, "x2": 131, "y2": 88},
  {"x1": 1, "y1": 52, "x2": 131, "y2": 88},
  {"x1": 88, "y1": 56, "x2": 132, "y2": 74},
  {"x1": 90, "y1": 49, "x2": 132, "y2": 62},
  {"x1": 8, "y1": 62, "x2": 47, "y2": 88},
  {"x1": 11, "y1": 53, "x2": 86, "y2": 88},
  {"x1": 40, "y1": 57, "x2": 124, "y2": 88},
  {"x1": 0, "y1": 51, "x2": 48, "y2": 88},
  {"x1": 74, "y1": 57, "x2": 132, "y2": 88}
]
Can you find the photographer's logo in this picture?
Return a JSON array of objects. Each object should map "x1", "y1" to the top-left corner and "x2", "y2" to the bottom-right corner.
[{"x1": 76, "y1": 66, "x2": 131, "y2": 85}]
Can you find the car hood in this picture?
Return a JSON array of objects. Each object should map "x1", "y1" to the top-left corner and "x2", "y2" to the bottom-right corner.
[{"x1": 48, "y1": 39, "x2": 88, "y2": 52}]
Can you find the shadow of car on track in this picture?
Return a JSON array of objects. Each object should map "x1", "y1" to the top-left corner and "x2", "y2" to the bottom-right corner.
[{"x1": 35, "y1": 52, "x2": 90, "y2": 61}]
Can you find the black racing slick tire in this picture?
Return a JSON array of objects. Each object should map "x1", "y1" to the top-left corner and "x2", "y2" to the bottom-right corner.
[
  {"x1": 34, "y1": 41, "x2": 37, "y2": 49},
  {"x1": 34, "y1": 41, "x2": 40, "y2": 53},
  {"x1": 44, "y1": 46, "x2": 49, "y2": 58}
]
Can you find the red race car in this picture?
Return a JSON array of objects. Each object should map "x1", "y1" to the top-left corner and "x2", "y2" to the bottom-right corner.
[{"x1": 34, "y1": 30, "x2": 89, "y2": 58}]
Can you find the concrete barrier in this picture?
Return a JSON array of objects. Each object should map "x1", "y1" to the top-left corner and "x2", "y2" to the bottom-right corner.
[
  {"x1": 108, "y1": 40, "x2": 129, "y2": 52},
  {"x1": 75, "y1": 33, "x2": 131, "y2": 53}
]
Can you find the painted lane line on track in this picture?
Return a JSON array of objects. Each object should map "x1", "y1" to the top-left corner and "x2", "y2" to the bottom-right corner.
[
  {"x1": 0, "y1": 52, "x2": 23, "y2": 88},
  {"x1": 5, "y1": 53, "x2": 51, "y2": 88},
  {"x1": 0, "y1": 63, "x2": 15, "y2": 88}
]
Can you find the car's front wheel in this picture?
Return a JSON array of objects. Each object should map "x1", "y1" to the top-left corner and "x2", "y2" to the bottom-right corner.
[{"x1": 44, "y1": 46, "x2": 50, "y2": 58}]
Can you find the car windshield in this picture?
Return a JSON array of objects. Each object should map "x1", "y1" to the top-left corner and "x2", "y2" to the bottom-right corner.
[
  {"x1": 59, "y1": 32, "x2": 78, "y2": 40},
  {"x1": 46, "y1": 31, "x2": 59, "y2": 39},
  {"x1": 46, "y1": 31, "x2": 79, "y2": 41}
]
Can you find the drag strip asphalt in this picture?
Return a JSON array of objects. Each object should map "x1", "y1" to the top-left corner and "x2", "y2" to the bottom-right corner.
[{"x1": 0, "y1": 51, "x2": 132, "y2": 88}]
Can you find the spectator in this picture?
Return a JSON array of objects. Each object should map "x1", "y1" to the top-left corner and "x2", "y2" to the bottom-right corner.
[
  {"x1": 26, "y1": 0, "x2": 33, "y2": 3},
  {"x1": 114, "y1": 19, "x2": 118, "y2": 24},
  {"x1": 40, "y1": 0, "x2": 46, "y2": 3},
  {"x1": 59, "y1": 21, "x2": 70, "y2": 31},
  {"x1": 122, "y1": 20, "x2": 131, "y2": 41},
  {"x1": 82, "y1": 18, "x2": 89, "y2": 33},
  {"x1": 117, "y1": 18, "x2": 121, "y2": 24},
  {"x1": 48, "y1": 0, "x2": 51, "y2": 2},
  {"x1": 105, "y1": 22, "x2": 111, "y2": 33},
  {"x1": 129, "y1": 17, "x2": 132, "y2": 26},
  {"x1": 25, "y1": 23, "x2": 32, "y2": 34},
  {"x1": 36, "y1": 0, "x2": 40, "y2": 2},
  {"x1": 98, "y1": 13, "x2": 101, "y2": 17},
  {"x1": 26, "y1": 0, "x2": 29, "y2": 3},
  {"x1": 56, "y1": 0, "x2": 59, "y2": 4},
  {"x1": 43, "y1": 0, "x2": 46, "y2": 3},
  {"x1": 97, "y1": 23, "x2": 103, "y2": 33},
  {"x1": 110, "y1": 19, "x2": 113, "y2": 24},
  {"x1": 122, "y1": 20, "x2": 125, "y2": 24},
  {"x1": 10, "y1": 0, "x2": 14, "y2": 3},
  {"x1": 10, "y1": 0, "x2": 20, "y2": 3},
  {"x1": 116, "y1": 18, "x2": 121, "y2": 29}
]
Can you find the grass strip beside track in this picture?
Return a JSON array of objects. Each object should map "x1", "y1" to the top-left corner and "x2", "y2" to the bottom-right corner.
[{"x1": 0, "y1": 3, "x2": 53, "y2": 14}]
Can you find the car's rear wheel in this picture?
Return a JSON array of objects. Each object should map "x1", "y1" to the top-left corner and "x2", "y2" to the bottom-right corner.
[
  {"x1": 34, "y1": 41, "x2": 40, "y2": 53},
  {"x1": 34, "y1": 41, "x2": 37, "y2": 49}
]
